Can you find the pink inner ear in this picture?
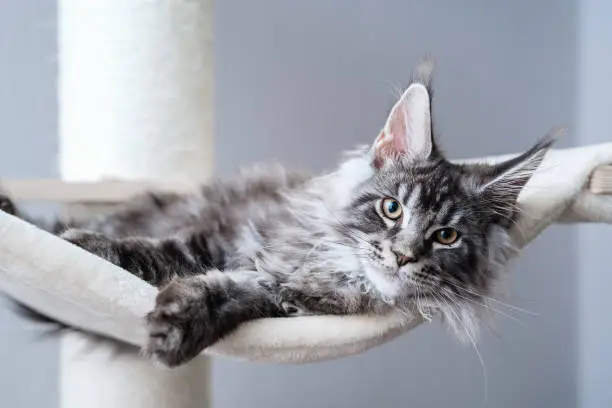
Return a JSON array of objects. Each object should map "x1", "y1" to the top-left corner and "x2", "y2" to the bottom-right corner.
[
  {"x1": 373, "y1": 104, "x2": 409, "y2": 168},
  {"x1": 373, "y1": 132, "x2": 407, "y2": 168},
  {"x1": 388, "y1": 104, "x2": 409, "y2": 151}
]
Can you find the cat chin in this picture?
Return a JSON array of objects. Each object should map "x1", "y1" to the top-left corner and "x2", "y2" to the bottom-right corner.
[{"x1": 362, "y1": 263, "x2": 410, "y2": 303}]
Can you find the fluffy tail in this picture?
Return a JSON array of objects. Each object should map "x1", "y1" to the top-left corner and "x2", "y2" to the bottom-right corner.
[{"x1": 0, "y1": 189, "x2": 120, "y2": 345}]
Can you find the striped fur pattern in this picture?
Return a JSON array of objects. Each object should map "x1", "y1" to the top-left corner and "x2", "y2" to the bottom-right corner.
[{"x1": 1, "y1": 59, "x2": 556, "y2": 367}]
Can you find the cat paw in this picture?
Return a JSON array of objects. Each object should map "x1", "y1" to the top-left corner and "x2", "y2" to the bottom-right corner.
[
  {"x1": 143, "y1": 276, "x2": 213, "y2": 367},
  {"x1": 0, "y1": 189, "x2": 17, "y2": 215},
  {"x1": 280, "y1": 301, "x2": 311, "y2": 316}
]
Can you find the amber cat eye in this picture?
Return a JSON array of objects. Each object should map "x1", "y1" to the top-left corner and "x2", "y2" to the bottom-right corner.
[{"x1": 433, "y1": 228, "x2": 459, "y2": 245}]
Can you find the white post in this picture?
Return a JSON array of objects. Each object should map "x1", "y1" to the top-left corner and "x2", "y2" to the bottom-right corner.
[{"x1": 57, "y1": 1, "x2": 213, "y2": 408}]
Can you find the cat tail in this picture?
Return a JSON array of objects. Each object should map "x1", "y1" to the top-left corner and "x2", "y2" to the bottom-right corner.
[
  {"x1": 2, "y1": 270, "x2": 130, "y2": 354},
  {"x1": 0, "y1": 190, "x2": 77, "y2": 337},
  {"x1": 0, "y1": 188, "x2": 126, "y2": 350},
  {"x1": 4, "y1": 297, "x2": 137, "y2": 356}
]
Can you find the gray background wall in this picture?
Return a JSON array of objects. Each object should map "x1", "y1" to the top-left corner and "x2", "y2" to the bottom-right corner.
[
  {"x1": 0, "y1": 1, "x2": 59, "y2": 408},
  {"x1": 0, "y1": 1, "x2": 606, "y2": 407},
  {"x1": 577, "y1": 1, "x2": 612, "y2": 407}
]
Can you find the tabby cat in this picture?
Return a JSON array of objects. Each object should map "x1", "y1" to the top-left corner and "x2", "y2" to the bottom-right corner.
[{"x1": 2, "y1": 60, "x2": 556, "y2": 367}]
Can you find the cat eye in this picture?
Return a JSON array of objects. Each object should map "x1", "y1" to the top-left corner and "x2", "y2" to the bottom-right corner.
[
  {"x1": 433, "y1": 228, "x2": 459, "y2": 245},
  {"x1": 381, "y1": 198, "x2": 403, "y2": 220}
]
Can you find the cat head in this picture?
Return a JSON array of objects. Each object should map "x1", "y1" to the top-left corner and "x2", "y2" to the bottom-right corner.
[{"x1": 340, "y1": 58, "x2": 558, "y2": 340}]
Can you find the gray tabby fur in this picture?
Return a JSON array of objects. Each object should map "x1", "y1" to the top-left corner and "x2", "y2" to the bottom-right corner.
[{"x1": 1, "y1": 58, "x2": 557, "y2": 367}]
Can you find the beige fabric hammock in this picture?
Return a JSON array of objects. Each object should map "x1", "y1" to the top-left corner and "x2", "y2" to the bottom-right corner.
[{"x1": 1, "y1": 142, "x2": 611, "y2": 364}]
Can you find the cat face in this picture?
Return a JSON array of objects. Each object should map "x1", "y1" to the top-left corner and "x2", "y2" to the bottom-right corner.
[
  {"x1": 347, "y1": 160, "x2": 496, "y2": 304},
  {"x1": 339, "y1": 58, "x2": 557, "y2": 337}
]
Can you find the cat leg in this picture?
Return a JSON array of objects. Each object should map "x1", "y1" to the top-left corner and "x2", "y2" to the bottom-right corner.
[
  {"x1": 144, "y1": 270, "x2": 285, "y2": 367},
  {"x1": 60, "y1": 228, "x2": 219, "y2": 286}
]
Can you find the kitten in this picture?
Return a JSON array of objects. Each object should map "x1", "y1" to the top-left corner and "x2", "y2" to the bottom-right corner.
[{"x1": 1, "y1": 59, "x2": 556, "y2": 367}]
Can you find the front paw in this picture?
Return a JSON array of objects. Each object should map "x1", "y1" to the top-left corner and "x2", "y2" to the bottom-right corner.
[
  {"x1": 143, "y1": 276, "x2": 215, "y2": 367},
  {"x1": 0, "y1": 190, "x2": 17, "y2": 215}
]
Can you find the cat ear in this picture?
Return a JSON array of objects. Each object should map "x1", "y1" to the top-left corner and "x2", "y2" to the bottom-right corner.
[
  {"x1": 373, "y1": 83, "x2": 433, "y2": 168},
  {"x1": 372, "y1": 58, "x2": 436, "y2": 168},
  {"x1": 475, "y1": 127, "x2": 563, "y2": 214}
]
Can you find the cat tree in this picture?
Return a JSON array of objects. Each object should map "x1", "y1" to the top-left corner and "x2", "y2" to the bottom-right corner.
[
  {"x1": 54, "y1": 2, "x2": 213, "y2": 408},
  {"x1": 0, "y1": 1, "x2": 611, "y2": 408}
]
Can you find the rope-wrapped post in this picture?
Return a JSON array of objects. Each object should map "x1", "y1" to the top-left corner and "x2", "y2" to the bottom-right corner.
[{"x1": 57, "y1": 1, "x2": 213, "y2": 407}]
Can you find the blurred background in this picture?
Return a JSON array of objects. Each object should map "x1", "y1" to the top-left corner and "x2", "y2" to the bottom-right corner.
[{"x1": 0, "y1": 1, "x2": 610, "y2": 407}]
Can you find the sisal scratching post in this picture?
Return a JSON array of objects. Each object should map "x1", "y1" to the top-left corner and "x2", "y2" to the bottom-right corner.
[{"x1": 57, "y1": 1, "x2": 213, "y2": 408}]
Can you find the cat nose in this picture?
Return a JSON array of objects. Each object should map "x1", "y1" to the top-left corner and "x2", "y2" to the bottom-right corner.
[{"x1": 393, "y1": 251, "x2": 418, "y2": 267}]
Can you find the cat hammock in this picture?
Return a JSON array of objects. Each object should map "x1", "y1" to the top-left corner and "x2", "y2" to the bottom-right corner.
[
  {"x1": 2, "y1": 1, "x2": 611, "y2": 408},
  {"x1": 2, "y1": 142, "x2": 612, "y2": 366}
]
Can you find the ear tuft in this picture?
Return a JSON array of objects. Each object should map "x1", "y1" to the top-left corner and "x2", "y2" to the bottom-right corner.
[
  {"x1": 475, "y1": 126, "x2": 563, "y2": 219},
  {"x1": 410, "y1": 55, "x2": 435, "y2": 90},
  {"x1": 481, "y1": 126, "x2": 562, "y2": 192}
]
